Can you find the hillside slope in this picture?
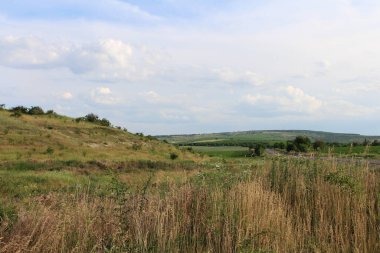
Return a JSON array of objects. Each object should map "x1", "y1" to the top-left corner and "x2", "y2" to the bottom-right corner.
[
  {"x1": 157, "y1": 130, "x2": 380, "y2": 145},
  {"x1": 0, "y1": 109, "x2": 198, "y2": 162}
]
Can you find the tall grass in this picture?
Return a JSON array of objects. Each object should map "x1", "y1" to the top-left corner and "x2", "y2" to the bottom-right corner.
[{"x1": 1, "y1": 158, "x2": 379, "y2": 252}]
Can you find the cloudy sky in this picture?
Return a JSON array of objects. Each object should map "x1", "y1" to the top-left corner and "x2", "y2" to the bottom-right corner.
[{"x1": 1, "y1": 0, "x2": 380, "y2": 135}]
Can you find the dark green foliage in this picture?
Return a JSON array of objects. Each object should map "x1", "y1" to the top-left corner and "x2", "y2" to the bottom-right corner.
[
  {"x1": 28, "y1": 106, "x2": 44, "y2": 115},
  {"x1": 372, "y1": 140, "x2": 380, "y2": 146},
  {"x1": 146, "y1": 135, "x2": 158, "y2": 141},
  {"x1": 99, "y1": 118, "x2": 111, "y2": 127},
  {"x1": 170, "y1": 153, "x2": 178, "y2": 160},
  {"x1": 45, "y1": 147, "x2": 54, "y2": 155},
  {"x1": 273, "y1": 142, "x2": 285, "y2": 149},
  {"x1": 254, "y1": 144, "x2": 265, "y2": 156},
  {"x1": 313, "y1": 140, "x2": 325, "y2": 151},
  {"x1": 85, "y1": 113, "x2": 99, "y2": 122},
  {"x1": 286, "y1": 142, "x2": 295, "y2": 152},
  {"x1": 286, "y1": 136, "x2": 311, "y2": 152},
  {"x1": 10, "y1": 106, "x2": 28, "y2": 114},
  {"x1": 76, "y1": 113, "x2": 112, "y2": 127},
  {"x1": 10, "y1": 111, "x2": 22, "y2": 117},
  {"x1": 45, "y1": 110, "x2": 59, "y2": 117},
  {"x1": 294, "y1": 136, "x2": 311, "y2": 152}
]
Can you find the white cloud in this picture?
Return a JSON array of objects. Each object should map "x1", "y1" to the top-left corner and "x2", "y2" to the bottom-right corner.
[
  {"x1": 0, "y1": 36, "x2": 161, "y2": 81},
  {"x1": 243, "y1": 86, "x2": 322, "y2": 114},
  {"x1": 325, "y1": 100, "x2": 376, "y2": 117},
  {"x1": 0, "y1": 36, "x2": 62, "y2": 68},
  {"x1": 214, "y1": 68, "x2": 264, "y2": 86},
  {"x1": 61, "y1": 92, "x2": 73, "y2": 100},
  {"x1": 144, "y1": 90, "x2": 160, "y2": 101},
  {"x1": 159, "y1": 109, "x2": 190, "y2": 122},
  {"x1": 96, "y1": 87, "x2": 111, "y2": 95},
  {"x1": 91, "y1": 87, "x2": 119, "y2": 105},
  {"x1": 285, "y1": 86, "x2": 322, "y2": 112}
]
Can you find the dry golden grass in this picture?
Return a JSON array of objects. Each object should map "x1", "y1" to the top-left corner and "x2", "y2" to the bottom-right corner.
[
  {"x1": 1, "y1": 158, "x2": 379, "y2": 253},
  {"x1": 0, "y1": 110, "x2": 203, "y2": 163}
]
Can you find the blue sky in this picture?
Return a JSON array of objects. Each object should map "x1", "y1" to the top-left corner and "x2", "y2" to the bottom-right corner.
[{"x1": 1, "y1": 0, "x2": 380, "y2": 135}]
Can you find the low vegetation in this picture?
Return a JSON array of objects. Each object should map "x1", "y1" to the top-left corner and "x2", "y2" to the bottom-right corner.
[
  {"x1": 1, "y1": 158, "x2": 379, "y2": 252},
  {"x1": 1, "y1": 105, "x2": 379, "y2": 252}
]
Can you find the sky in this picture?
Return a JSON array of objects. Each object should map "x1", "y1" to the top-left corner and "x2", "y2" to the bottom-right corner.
[{"x1": 1, "y1": 0, "x2": 380, "y2": 135}]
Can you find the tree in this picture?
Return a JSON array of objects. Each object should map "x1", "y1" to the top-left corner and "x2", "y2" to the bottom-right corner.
[
  {"x1": 274, "y1": 142, "x2": 285, "y2": 149},
  {"x1": 170, "y1": 153, "x2": 178, "y2": 160},
  {"x1": 313, "y1": 140, "x2": 325, "y2": 151},
  {"x1": 99, "y1": 118, "x2": 111, "y2": 127},
  {"x1": 293, "y1": 136, "x2": 311, "y2": 152},
  {"x1": 286, "y1": 142, "x2": 296, "y2": 152},
  {"x1": 84, "y1": 113, "x2": 99, "y2": 123},
  {"x1": 254, "y1": 144, "x2": 265, "y2": 156},
  {"x1": 28, "y1": 106, "x2": 44, "y2": 115},
  {"x1": 10, "y1": 106, "x2": 28, "y2": 114}
]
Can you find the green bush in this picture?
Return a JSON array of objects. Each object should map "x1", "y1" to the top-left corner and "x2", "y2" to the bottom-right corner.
[
  {"x1": 28, "y1": 106, "x2": 44, "y2": 115},
  {"x1": 170, "y1": 153, "x2": 178, "y2": 160}
]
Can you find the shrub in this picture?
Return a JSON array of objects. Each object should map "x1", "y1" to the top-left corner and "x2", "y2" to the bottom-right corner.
[
  {"x1": 10, "y1": 111, "x2": 22, "y2": 117},
  {"x1": 313, "y1": 140, "x2": 325, "y2": 151},
  {"x1": 28, "y1": 106, "x2": 44, "y2": 115},
  {"x1": 84, "y1": 113, "x2": 99, "y2": 123},
  {"x1": 10, "y1": 106, "x2": 28, "y2": 113},
  {"x1": 170, "y1": 153, "x2": 178, "y2": 160},
  {"x1": 254, "y1": 144, "x2": 265, "y2": 156},
  {"x1": 99, "y1": 118, "x2": 111, "y2": 127},
  {"x1": 45, "y1": 147, "x2": 54, "y2": 155},
  {"x1": 286, "y1": 142, "x2": 295, "y2": 152}
]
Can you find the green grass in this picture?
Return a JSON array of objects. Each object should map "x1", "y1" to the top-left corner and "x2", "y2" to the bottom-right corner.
[
  {"x1": 158, "y1": 130, "x2": 380, "y2": 145},
  {"x1": 322, "y1": 145, "x2": 380, "y2": 158},
  {"x1": 186, "y1": 146, "x2": 250, "y2": 158},
  {"x1": 0, "y1": 110, "x2": 202, "y2": 163}
]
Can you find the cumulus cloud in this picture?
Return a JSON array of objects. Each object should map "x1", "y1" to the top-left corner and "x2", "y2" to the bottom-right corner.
[
  {"x1": 61, "y1": 92, "x2": 73, "y2": 100},
  {"x1": 0, "y1": 36, "x2": 161, "y2": 81},
  {"x1": 90, "y1": 87, "x2": 119, "y2": 105},
  {"x1": 243, "y1": 86, "x2": 322, "y2": 115},
  {"x1": 143, "y1": 91, "x2": 162, "y2": 103},
  {"x1": 325, "y1": 100, "x2": 376, "y2": 117},
  {"x1": 214, "y1": 68, "x2": 264, "y2": 86},
  {"x1": 0, "y1": 36, "x2": 61, "y2": 68},
  {"x1": 96, "y1": 87, "x2": 112, "y2": 95}
]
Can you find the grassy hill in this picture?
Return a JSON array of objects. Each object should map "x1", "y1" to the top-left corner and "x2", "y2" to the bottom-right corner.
[
  {"x1": 1, "y1": 108, "x2": 380, "y2": 252},
  {"x1": 157, "y1": 130, "x2": 380, "y2": 145},
  {"x1": 0, "y1": 108, "x2": 204, "y2": 201},
  {"x1": 0, "y1": 109, "x2": 198, "y2": 163}
]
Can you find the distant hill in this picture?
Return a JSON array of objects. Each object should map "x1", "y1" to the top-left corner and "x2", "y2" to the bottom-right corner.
[
  {"x1": 0, "y1": 108, "x2": 198, "y2": 162},
  {"x1": 157, "y1": 130, "x2": 380, "y2": 145}
]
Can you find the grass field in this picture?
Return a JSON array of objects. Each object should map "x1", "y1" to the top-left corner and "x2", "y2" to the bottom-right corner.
[
  {"x1": 185, "y1": 146, "x2": 250, "y2": 158},
  {"x1": 158, "y1": 130, "x2": 380, "y2": 145},
  {"x1": 328, "y1": 145, "x2": 380, "y2": 157},
  {"x1": 1, "y1": 157, "x2": 379, "y2": 252},
  {"x1": 1, "y1": 110, "x2": 380, "y2": 252}
]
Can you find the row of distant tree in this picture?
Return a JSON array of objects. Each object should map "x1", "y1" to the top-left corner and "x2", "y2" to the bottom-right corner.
[
  {"x1": 0, "y1": 104, "x2": 112, "y2": 127},
  {"x1": 75, "y1": 113, "x2": 111, "y2": 127},
  {"x1": 181, "y1": 135, "x2": 380, "y2": 153},
  {"x1": 1, "y1": 104, "x2": 56, "y2": 117}
]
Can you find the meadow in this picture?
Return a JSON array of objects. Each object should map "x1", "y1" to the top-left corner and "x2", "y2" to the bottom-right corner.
[
  {"x1": 1, "y1": 157, "x2": 379, "y2": 252},
  {"x1": 1, "y1": 109, "x2": 380, "y2": 252}
]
